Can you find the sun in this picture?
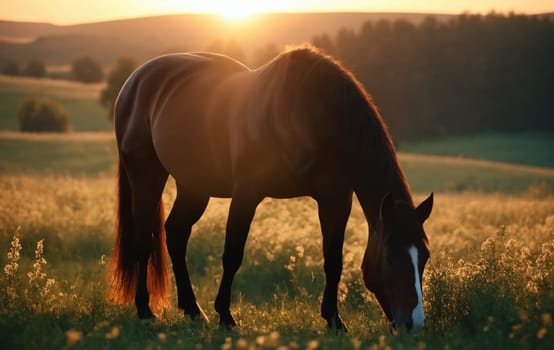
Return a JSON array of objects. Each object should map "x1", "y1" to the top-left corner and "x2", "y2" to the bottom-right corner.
[
  {"x1": 198, "y1": 1, "x2": 287, "y2": 20},
  {"x1": 217, "y1": 6, "x2": 256, "y2": 20}
]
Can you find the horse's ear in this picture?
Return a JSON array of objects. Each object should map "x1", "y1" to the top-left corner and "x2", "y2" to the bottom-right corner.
[
  {"x1": 380, "y1": 192, "x2": 394, "y2": 229},
  {"x1": 416, "y1": 192, "x2": 433, "y2": 223}
]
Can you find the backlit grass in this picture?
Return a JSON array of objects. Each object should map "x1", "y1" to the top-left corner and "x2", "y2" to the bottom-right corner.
[{"x1": 0, "y1": 175, "x2": 552, "y2": 349}]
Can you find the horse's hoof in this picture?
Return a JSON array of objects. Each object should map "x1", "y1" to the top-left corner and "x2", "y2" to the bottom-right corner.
[
  {"x1": 218, "y1": 314, "x2": 237, "y2": 330},
  {"x1": 186, "y1": 306, "x2": 210, "y2": 326},
  {"x1": 137, "y1": 307, "x2": 155, "y2": 320},
  {"x1": 327, "y1": 316, "x2": 348, "y2": 334}
]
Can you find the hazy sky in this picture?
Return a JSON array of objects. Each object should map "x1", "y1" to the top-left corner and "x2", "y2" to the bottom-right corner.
[{"x1": 2, "y1": 0, "x2": 553, "y2": 24}]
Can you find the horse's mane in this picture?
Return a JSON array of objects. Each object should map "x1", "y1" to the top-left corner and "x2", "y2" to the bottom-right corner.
[{"x1": 263, "y1": 45, "x2": 413, "y2": 205}]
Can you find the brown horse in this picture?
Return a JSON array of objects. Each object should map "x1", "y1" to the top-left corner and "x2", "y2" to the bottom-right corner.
[{"x1": 108, "y1": 46, "x2": 433, "y2": 333}]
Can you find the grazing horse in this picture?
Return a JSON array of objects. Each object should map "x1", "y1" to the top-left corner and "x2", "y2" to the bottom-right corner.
[{"x1": 108, "y1": 46, "x2": 433, "y2": 333}]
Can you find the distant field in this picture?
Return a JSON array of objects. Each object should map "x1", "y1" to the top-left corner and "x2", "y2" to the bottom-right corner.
[
  {"x1": 1, "y1": 132, "x2": 553, "y2": 194},
  {"x1": 0, "y1": 75, "x2": 111, "y2": 131},
  {"x1": 0, "y1": 132, "x2": 116, "y2": 176},
  {"x1": 399, "y1": 133, "x2": 554, "y2": 168}
]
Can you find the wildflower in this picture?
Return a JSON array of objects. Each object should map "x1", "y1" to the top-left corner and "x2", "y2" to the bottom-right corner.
[
  {"x1": 28, "y1": 239, "x2": 47, "y2": 285},
  {"x1": 537, "y1": 327, "x2": 548, "y2": 340},
  {"x1": 4, "y1": 229, "x2": 22, "y2": 278},
  {"x1": 296, "y1": 245, "x2": 304, "y2": 258},
  {"x1": 285, "y1": 256, "x2": 296, "y2": 271},
  {"x1": 255, "y1": 335, "x2": 266, "y2": 346},
  {"x1": 4, "y1": 229, "x2": 22, "y2": 302},
  {"x1": 235, "y1": 338, "x2": 249, "y2": 349},
  {"x1": 105, "y1": 326, "x2": 120, "y2": 339},
  {"x1": 542, "y1": 313, "x2": 552, "y2": 327},
  {"x1": 65, "y1": 329, "x2": 82, "y2": 346},
  {"x1": 266, "y1": 331, "x2": 280, "y2": 347},
  {"x1": 306, "y1": 339, "x2": 319, "y2": 350},
  {"x1": 338, "y1": 281, "x2": 349, "y2": 302}
]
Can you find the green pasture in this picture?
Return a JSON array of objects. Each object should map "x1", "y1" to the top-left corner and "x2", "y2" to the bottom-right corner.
[
  {"x1": 0, "y1": 133, "x2": 117, "y2": 175},
  {"x1": 399, "y1": 133, "x2": 554, "y2": 168},
  {"x1": 0, "y1": 76, "x2": 111, "y2": 131},
  {"x1": 1, "y1": 133, "x2": 553, "y2": 194}
]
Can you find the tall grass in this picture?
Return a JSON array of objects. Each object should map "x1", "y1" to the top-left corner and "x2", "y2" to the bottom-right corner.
[{"x1": 0, "y1": 175, "x2": 552, "y2": 349}]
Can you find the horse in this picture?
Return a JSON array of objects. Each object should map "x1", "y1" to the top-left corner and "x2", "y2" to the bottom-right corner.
[{"x1": 108, "y1": 46, "x2": 433, "y2": 333}]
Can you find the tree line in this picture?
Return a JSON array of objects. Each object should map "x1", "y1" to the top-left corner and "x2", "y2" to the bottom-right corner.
[
  {"x1": 6, "y1": 13, "x2": 554, "y2": 138},
  {"x1": 312, "y1": 13, "x2": 554, "y2": 140}
]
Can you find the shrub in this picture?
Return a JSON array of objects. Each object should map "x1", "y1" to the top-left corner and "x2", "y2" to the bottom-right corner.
[
  {"x1": 2, "y1": 61, "x2": 20, "y2": 76},
  {"x1": 17, "y1": 97, "x2": 71, "y2": 132},
  {"x1": 71, "y1": 56, "x2": 104, "y2": 83},
  {"x1": 22, "y1": 60, "x2": 46, "y2": 78}
]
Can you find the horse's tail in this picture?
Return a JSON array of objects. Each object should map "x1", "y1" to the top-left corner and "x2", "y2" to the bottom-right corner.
[
  {"x1": 147, "y1": 195, "x2": 170, "y2": 313},
  {"x1": 108, "y1": 157, "x2": 170, "y2": 313}
]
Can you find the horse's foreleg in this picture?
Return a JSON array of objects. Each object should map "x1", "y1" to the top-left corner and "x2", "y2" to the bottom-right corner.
[
  {"x1": 316, "y1": 190, "x2": 353, "y2": 332},
  {"x1": 214, "y1": 188, "x2": 261, "y2": 329},
  {"x1": 165, "y1": 189, "x2": 209, "y2": 322}
]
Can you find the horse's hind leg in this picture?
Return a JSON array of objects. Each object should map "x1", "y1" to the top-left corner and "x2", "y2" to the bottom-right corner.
[
  {"x1": 165, "y1": 187, "x2": 209, "y2": 322},
  {"x1": 125, "y1": 157, "x2": 169, "y2": 319}
]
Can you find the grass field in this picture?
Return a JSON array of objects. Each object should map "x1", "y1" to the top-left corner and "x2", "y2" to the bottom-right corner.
[
  {"x1": 0, "y1": 174, "x2": 552, "y2": 349},
  {"x1": 0, "y1": 76, "x2": 111, "y2": 131},
  {"x1": 0, "y1": 76, "x2": 553, "y2": 348},
  {"x1": 1, "y1": 132, "x2": 553, "y2": 194},
  {"x1": 399, "y1": 133, "x2": 554, "y2": 169}
]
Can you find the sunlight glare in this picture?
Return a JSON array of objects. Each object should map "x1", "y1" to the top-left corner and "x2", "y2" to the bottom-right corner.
[
  {"x1": 219, "y1": 6, "x2": 255, "y2": 20},
  {"x1": 187, "y1": 1, "x2": 295, "y2": 21}
]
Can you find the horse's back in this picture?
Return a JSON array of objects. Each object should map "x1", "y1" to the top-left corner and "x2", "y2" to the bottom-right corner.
[
  {"x1": 115, "y1": 53, "x2": 249, "y2": 194},
  {"x1": 116, "y1": 48, "x2": 387, "y2": 199}
]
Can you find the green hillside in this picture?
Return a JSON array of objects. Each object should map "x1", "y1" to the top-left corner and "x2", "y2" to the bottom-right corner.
[
  {"x1": 0, "y1": 13, "x2": 453, "y2": 65},
  {"x1": 399, "y1": 133, "x2": 554, "y2": 168},
  {"x1": 0, "y1": 76, "x2": 111, "y2": 131},
  {"x1": 1, "y1": 132, "x2": 552, "y2": 194}
]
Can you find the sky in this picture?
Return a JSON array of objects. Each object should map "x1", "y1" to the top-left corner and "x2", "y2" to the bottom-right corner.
[{"x1": 2, "y1": 0, "x2": 553, "y2": 24}]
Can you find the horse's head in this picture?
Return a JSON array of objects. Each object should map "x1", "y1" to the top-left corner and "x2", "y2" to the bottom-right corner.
[{"x1": 362, "y1": 193, "x2": 433, "y2": 333}]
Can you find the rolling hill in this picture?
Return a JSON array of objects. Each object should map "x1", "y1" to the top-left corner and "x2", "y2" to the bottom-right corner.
[{"x1": 0, "y1": 12, "x2": 454, "y2": 66}]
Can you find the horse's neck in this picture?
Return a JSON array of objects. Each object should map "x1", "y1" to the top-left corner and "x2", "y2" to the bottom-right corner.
[
  {"x1": 358, "y1": 158, "x2": 411, "y2": 288},
  {"x1": 355, "y1": 155, "x2": 413, "y2": 233}
]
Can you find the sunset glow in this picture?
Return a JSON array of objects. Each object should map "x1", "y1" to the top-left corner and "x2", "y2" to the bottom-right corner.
[
  {"x1": 190, "y1": 0, "x2": 293, "y2": 20},
  {"x1": 1, "y1": 0, "x2": 553, "y2": 24}
]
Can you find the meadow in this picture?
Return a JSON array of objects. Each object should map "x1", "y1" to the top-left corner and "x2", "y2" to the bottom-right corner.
[
  {"x1": 0, "y1": 76, "x2": 553, "y2": 349},
  {"x1": 1, "y1": 173, "x2": 553, "y2": 349}
]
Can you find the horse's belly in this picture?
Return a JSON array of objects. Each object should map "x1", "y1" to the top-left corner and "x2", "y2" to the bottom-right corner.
[{"x1": 152, "y1": 122, "x2": 233, "y2": 195}]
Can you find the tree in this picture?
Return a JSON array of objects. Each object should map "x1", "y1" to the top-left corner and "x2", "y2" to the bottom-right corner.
[
  {"x1": 18, "y1": 97, "x2": 71, "y2": 132},
  {"x1": 312, "y1": 33, "x2": 336, "y2": 54},
  {"x1": 2, "y1": 61, "x2": 20, "y2": 76},
  {"x1": 71, "y1": 55, "x2": 104, "y2": 83},
  {"x1": 22, "y1": 60, "x2": 46, "y2": 78},
  {"x1": 100, "y1": 57, "x2": 137, "y2": 119}
]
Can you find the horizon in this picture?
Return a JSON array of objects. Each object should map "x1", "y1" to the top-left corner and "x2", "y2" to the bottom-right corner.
[{"x1": 2, "y1": 0, "x2": 554, "y2": 25}]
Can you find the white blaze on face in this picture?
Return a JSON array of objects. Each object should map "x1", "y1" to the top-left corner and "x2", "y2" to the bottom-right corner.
[{"x1": 408, "y1": 245, "x2": 425, "y2": 330}]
